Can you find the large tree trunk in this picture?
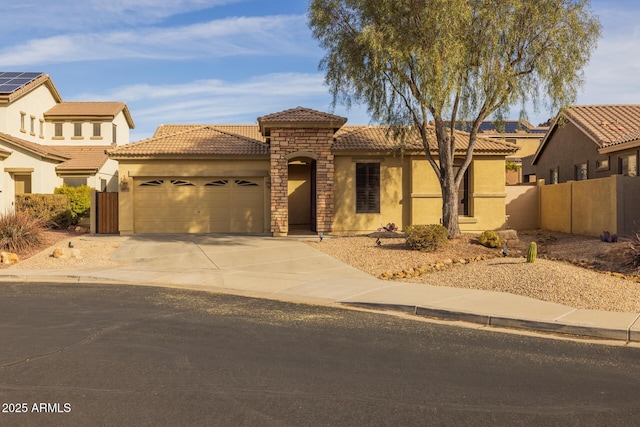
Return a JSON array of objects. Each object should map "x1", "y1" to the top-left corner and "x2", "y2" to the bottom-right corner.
[
  {"x1": 440, "y1": 156, "x2": 461, "y2": 239},
  {"x1": 432, "y1": 118, "x2": 461, "y2": 239}
]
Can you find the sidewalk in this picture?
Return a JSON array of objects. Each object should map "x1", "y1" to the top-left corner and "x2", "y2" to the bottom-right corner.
[{"x1": 1, "y1": 233, "x2": 639, "y2": 343}]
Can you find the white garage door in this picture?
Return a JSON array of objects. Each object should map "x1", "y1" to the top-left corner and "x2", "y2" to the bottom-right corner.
[{"x1": 133, "y1": 177, "x2": 265, "y2": 233}]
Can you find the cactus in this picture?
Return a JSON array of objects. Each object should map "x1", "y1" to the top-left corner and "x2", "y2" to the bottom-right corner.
[
  {"x1": 478, "y1": 230, "x2": 501, "y2": 248},
  {"x1": 526, "y1": 241, "x2": 537, "y2": 263}
]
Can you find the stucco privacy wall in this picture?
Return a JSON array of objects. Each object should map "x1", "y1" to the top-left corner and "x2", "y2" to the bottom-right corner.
[
  {"x1": 269, "y1": 128, "x2": 334, "y2": 236},
  {"x1": 505, "y1": 184, "x2": 539, "y2": 230},
  {"x1": 332, "y1": 154, "x2": 406, "y2": 234},
  {"x1": 410, "y1": 156, "x2": 507, "y2": 232},
  {"x1": 538, "y1": 175, "x2": 634, "y2": 237},
  {"x1": 116, "y1": 158, "x2": 270, "y2": 235}
]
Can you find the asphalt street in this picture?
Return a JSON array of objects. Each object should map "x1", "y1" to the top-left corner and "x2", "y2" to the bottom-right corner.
[{"x1": 1, "y1": 282, "x2": 640, "y2": 426}]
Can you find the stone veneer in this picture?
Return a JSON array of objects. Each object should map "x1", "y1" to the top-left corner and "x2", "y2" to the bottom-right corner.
[{"x1": 269, "y1": 128, "x2": 335, "y2": 236}]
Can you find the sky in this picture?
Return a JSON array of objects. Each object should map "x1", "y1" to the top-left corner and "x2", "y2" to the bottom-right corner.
[{"x1": 0, "y1": 0, "x2": 637, "y2": 142}]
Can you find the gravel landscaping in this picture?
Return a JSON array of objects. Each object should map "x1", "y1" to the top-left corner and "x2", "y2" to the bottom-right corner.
[{"x1": 306, "y1": 231, "x2": 640, "y2": 313}]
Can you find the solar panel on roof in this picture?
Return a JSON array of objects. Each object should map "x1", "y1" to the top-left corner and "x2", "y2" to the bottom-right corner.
[{"x1": 0, "y1": 72, "x2": 43, "y2": 95}]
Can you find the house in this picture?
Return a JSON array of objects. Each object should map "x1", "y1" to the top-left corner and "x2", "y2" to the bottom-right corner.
[
  {"x1": 531, "y1": 105, "x2": 640, "y2": 184},
  {"x1": 107, "y1": 107, "x2": 517, "y2": 236},
  {"x1": 453, "y1": 120, "x2": 549, "y2": 184},
  {"x1": 0, "y1": 72, "x2": 134, "y2": 212}
]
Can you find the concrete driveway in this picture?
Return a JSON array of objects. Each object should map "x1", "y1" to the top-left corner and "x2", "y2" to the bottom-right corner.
[{"x1": 105, "y1": 234, "x2": 386, "y2": 301}]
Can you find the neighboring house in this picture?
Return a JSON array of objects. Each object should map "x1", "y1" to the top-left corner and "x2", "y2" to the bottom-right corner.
[
  {"x1": 454, "y1": 120, "x2": 549, "y2": 184},
  {"x1": 0, "y1": 72, "x2": 134, "y2": 212},
  {"x1": 531, "y1": 105, "x2": 640, "y2": 184},
  {"x1": 107, "y1": 106, "x2": 517, "y2": 236}
]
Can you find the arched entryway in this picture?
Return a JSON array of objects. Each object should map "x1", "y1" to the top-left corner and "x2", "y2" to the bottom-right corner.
[{"x1": 287, "y1": 155, "x2": 317, "y2": 233}]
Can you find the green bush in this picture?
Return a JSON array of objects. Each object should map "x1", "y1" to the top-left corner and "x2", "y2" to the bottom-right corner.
[
  {"x1": 478, "y1": 230, "x2": 501, "y2": 248},
  {"x1": 16, "y1": 193, "x2": 72, "y2": 229},
  {"x1": 405, "y1": 224, "x2": 448, "y2": 252},
  {"x1": 0, "y1": 210, "x2": 44, "y2": 253},
  {"x1": 54, "y1": 185, "x2": 91, "y2": 224}
]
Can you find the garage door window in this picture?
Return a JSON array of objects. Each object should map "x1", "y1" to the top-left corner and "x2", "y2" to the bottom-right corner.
[
  {"x1": 171, "y1": 179, "x2": 195, "y2": 186},
  {"x1": 235, "y1": 179, "x2": 259, "y2": 187},
  {"x1": 140, "y1": 179, "x2": 163, "y2": 187},
  {"x1": 205, "y1": 180, "x2": 228, "y2": 186}
]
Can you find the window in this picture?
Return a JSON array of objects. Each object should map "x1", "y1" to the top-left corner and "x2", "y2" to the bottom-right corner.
[
  {"x1": 112, "y1": 124, "x2": 117, "y2": 144},
  {"x1": 453, "y1": 165, "x2": 470, "y2": 216},
  {"x1": 30, "y1": 116, "x2": 35, "y2": 135},
  {"x1": 171, "y1": 179, "x2": 195, "y2": 186},
  {"x1": 355, "y1": 163, "x2": 380, "y2": 213},
  {"x1": 139, "y1": 179, "x2": 164, "y2": 187},
  {"x1": 595, "y1": 158, "x2": 609, "y2": 171},
  {"x1": 73, "y1": 122, "x2": 82, "y2": 138},
  {"x1": 20, "y1": 112, "x2": 26, "y2": 132},
  {"x1": 620, "y1": 154, "x2": 638, "y2": 177},
  {"x1": 550, "y1": 167, "x2": 559, "y2": 184},
  {"x1": 205, "y1": 180, "x2": 228, "y2": 186},
  {"x1": 93, "y1": 123, "x2": 101, "y2": 138},
  {"x1": 39, "y1": 119, "x2": 44, "y2": 138},
  {"x1": 63, "y1": 177, "x2": 87, "y2": 187},
  {"x1": 235, "y1": 179, "x2": 259, "y2": 187},
  {"x1": 54, "y1": 123, "x2": 63, "y2": 137},
  {"x1": 574, "y1": 163, "x2": 588, "y2": 181}
]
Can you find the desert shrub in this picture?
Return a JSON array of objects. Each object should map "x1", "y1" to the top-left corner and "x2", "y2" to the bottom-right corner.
[
  {"x1": 405, "y1": 224, "x2": 448, "y2": 252},
  {"x1": 621, "y1": 232, "x2": 640, "y2": 272},
  {"x1": 16, "y1": 193, "x2": 72, "y2": 229},
  {"x1": 0, "y1": 210, "x2": 45, "y2": 253},
  {"x1": 478, "y1": 230, "x2": 501, "y2": 248},
  {"x1": 54, "y1": 185, "x2": 91, "y2": 224}
]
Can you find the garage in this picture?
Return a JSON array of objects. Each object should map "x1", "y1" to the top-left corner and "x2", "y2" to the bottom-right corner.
[{"x1": 133, "y1": 176, "x2": 265, "y2": 234}]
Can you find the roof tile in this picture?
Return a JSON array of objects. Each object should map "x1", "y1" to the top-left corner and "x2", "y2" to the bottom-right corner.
[
  {"x1": 564, "y1": 105, "x2": 640, "y2": 148},
  {"x1": 107, "y1": 125, "x2": 269, "y2": 157},
  {"x1": 333, "y1": 126, "x2": 518, "y2": 154},
  {"x1": 257, "y1": 106, "x2": 347, "y2": 124}
]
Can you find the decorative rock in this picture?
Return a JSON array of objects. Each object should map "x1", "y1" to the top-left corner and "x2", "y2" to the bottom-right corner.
[
  {"x1": 71, "y1": 249, "x2": 83, "y2": 259},
  {"x1": 52, "y1": 248, "x2": 65, "y2": 259},
  {"x1": 0, "y1": 251, "x2": 19, "y2": 264},
  {"x1": 75, "y1": 226, "x2": 88, "y2": 234}
]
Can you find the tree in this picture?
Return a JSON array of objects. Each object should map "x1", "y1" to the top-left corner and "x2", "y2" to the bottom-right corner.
[{"x1": 308, "y1": 0, "x2": 601, "y2": 238}]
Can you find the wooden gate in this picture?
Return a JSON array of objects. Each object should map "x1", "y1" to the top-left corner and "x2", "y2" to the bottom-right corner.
[{"x1": 96, "y1": 192, "x2": 119, "y2": 234}]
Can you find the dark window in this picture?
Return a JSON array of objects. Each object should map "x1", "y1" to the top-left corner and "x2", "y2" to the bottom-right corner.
[
  {"x1": 356, "y1": 163, "x2": 380, "y2": 213},
  {"x1": 204, "y1": 180, "x2": 228, "y2": 186},
  {"x1": 620, "y1": 154, "x2": 638, "y2": 177},
  {"x1": 453, "y1": 165, "x2": 470, "y2": 216},
  {"x1": 574, "y1": 163, "x2": 588, "y2": 181}
]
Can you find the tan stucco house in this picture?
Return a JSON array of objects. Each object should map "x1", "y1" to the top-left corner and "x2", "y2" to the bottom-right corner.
[
  {"x1": 107, "y1": 107, "x2": 517, "y2": 236},
  {"x1": 0, "y1": 72, "x2": 134, "y2": 212},
  {"x1": 530, "y1": 105, "x2": 640, "y2": 184}
]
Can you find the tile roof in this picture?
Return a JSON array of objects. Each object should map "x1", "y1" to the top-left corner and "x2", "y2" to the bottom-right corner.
[
  {"x1": 562, "y1": 105, "x2": 640, "y2": 147},
  {"x1": 107, "y1": 125, "x2": 269, "y2": 158},
  {"x1": 119, "y1": 122, "x2": 516, "y2": 158},
  {"x1": 0, "y1": 131, "x2": 69, "y2": 160},
  {"x1": 154, "y1": 124, "x2": 266, "y2": 142},
  {"x1": 45, "y1": 102, "x2": 135, "y2": 129},
  {"x1": 452, "y1": 120, "x2": 549, "y2": 134},
  {"x1": 0, "y1": 132, "x2": 110, "y2": 171},
  {"x1": 55, "y1": 145, "x2": 111, "y2": 171},
  {"x1": 333, "y1": 126, "x2": 519, "y2": 154},
  {"x1": 258, "y1": 106, "x2": 347, "y2": 124}
]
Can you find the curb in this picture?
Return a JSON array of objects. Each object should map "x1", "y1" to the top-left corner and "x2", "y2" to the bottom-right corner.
[{"x1": 346, "y1": 302, "x2": 640, "y2": 342}]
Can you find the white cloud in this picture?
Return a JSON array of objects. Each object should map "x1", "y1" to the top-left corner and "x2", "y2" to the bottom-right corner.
[
  {"x1": 4, "y1": 0, "x2": 243, "y2": 31},
  {"x1": 0, "y1": 15, "x2": 310, "y2": 66},
  {"x1": 77, "y1": 73, "x2": 372, "y2": 141}
]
